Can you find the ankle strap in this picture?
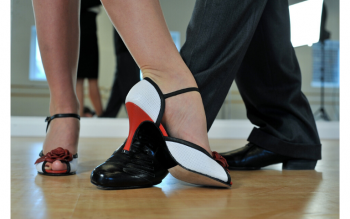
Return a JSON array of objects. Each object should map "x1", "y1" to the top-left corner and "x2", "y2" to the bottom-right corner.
[
  {"x1": 164, "y1": 87, "x2": 199, "y2": 99},
  {"x1": 45, "y1": 113, "x2": 80, "y2": 132}
]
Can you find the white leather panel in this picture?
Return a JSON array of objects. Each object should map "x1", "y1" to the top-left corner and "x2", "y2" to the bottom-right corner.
[
  {"x1": 125, "y1": 80, "x2": 161, "y2": 122},
  {"x1": 166, "y1": 141, "x2": 228, "y2": 182}
]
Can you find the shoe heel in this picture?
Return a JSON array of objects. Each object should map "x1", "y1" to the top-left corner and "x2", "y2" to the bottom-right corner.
[
  {"x1": 282, "y1": 159, "x2": 317, "y2": 170},
  {"x1": 124, "y1": 102, "x2": 154, "y2": 152},
  {"x1": 124, "y1": 80, "x2": 168, "y2": 152}
]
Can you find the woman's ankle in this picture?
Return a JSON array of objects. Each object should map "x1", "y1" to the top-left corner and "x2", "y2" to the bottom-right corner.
[
  {"x1": 142, "y1": 70, "x2": 198, "y2": 94},
  {"x1": 49, "y1": 99, "x2": 80, "y2": 116},
  {"x1": 43, "y1": 117, "x2": 80, "y2": 154}
]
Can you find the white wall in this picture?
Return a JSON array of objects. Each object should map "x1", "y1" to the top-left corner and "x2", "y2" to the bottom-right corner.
[{"x1": 11, "y1": 0, "x2": 339, "y2": 121}]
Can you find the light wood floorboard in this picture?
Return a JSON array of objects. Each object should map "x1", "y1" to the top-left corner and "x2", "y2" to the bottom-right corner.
[{"x1": 11, "y1": 137, "x2": 339, "y2": 219}]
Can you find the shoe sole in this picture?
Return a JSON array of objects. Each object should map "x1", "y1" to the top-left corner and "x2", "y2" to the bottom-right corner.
[
  {"x1": 228, "y1": 167, "x2": 261, "y2": 170},
  {"x1": 90, "y1": 181, "x2": 162, "y2": 190},
  {"x1": 169, "y1": 166, "x2": 231, "y2": 188},
  {"x1": 228, "y1": 159, "x2": 318, "y2": 170},
  {"x1": 38, "y1": 171, "x2": 76, "y2": 176}
]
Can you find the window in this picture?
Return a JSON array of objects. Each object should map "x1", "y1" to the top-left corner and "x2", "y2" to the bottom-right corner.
[
  {"x1": 289, "y1": 0, "x2": 323, "y2": 48},
  {"x1": 29, "y1": 26, "x2": 181, "y2": 82},
  {"x1": 29, "y1": 26, "x2": 46, "y2": 81},
  {"x1": 170, "y1": 31, "x2": 181, "y2": 51},
  {"x1": 312, "y1": 40, "x2": 339, "y2": 88}
]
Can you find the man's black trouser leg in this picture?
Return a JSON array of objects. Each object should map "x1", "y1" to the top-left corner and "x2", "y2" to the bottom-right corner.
[
  {"x1": 101, "y1": 31, "x2": 140, "y2": 117},
  {"x1": 180, "y1": 0, "x2": 321, "y2": 160}
]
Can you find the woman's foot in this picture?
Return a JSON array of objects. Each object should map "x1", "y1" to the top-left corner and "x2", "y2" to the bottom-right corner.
[
  {"x1": 42, "y1": 116, "x2": 80, "y2": 171},
  {"x1": 127, "y1": 74, "x2": 231, "y2": 187},
  {"x1": 142, "y1": 72, "x2": 212, "y2": 156}
]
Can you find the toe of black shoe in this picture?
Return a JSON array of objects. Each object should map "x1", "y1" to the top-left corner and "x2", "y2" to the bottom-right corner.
[
  {"x1": 90, "y1": 162, "x2": 161, "y2": 189},
  {"x1": 91, "y1": 170, "x2": 148, "y2": 189}
]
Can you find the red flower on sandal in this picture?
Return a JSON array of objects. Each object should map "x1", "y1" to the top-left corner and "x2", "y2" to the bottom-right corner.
[{"x1": 34, "y1": 147, "x2": 73, "y2": 164}]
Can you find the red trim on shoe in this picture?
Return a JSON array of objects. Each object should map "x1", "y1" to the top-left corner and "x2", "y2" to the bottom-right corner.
[
  {"x1": 44, "y1": 169, "x2": 68, "y2": 174},
  {"x1": 159, "y1": 124, "x2": 168, "y2": 137},
  {"x1": 212, "y1": 152, "x2": 232, "y2": 185},
  {"x1": 124, "y1": 102, "x2": 154, "y2": 151},
  {"x1": 212, "y1": 151, "x2": 230, "y2": 172}
]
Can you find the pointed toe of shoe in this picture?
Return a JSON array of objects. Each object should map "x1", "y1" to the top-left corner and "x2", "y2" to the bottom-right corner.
[
  {"x1": 90, "y1": 126, "x2": 169, "y2": 190},
  {"x1": 90, "y1": 163, "x2": 139, "y2": 189},
  {"x1": 90, "y1": 163, "x2": 119, "y2": 187},
  {"x1": 219, "y1": 143, "x2": 296, "y2": 170}
]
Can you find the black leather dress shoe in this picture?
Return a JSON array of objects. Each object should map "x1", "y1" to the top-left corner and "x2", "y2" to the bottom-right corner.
[
  {"x1": 220, "y1": 143, "x2": 317, "y2": 170},
  {"x1": 90, "y1": 123, "x2": 168, "y2": 189}
]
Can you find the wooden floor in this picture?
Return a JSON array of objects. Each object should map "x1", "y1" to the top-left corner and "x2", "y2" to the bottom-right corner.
[{"x1": 11, "y1": 137, "x2": 339, "y2": 219}]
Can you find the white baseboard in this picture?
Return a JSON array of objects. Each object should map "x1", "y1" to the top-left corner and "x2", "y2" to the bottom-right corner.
[{"x1": 11, "y1": 116, "x2": 339, "y2": 139}]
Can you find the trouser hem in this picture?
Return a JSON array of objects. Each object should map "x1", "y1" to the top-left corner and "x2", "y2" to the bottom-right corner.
[{"x1": 247, "y1": 127, "x2": 321, "y2": 160}]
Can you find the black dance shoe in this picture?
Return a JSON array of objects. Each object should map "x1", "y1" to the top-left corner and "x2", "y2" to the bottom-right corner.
[
  {"x1": 90, "y1": 123, "x2": 169, "y2": 190},
  {"x1": 220, "y1": 143, "x2": 317, "y2": 170}
]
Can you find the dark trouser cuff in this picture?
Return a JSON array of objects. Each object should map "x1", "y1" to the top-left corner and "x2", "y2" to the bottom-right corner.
[{"x1": 248, "y1": 128, "x2": 321, "y2": 160}]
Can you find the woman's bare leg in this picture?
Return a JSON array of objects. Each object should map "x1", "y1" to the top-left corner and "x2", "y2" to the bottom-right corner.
[
  {"x1": 101, "y1": 0, "x2": 211, "y2": 154},
  {"x1": 32, "y1": 0, "x2": 80, "y2": 170},
  {"x1": 88, "y1": 79, "x2": 103, "y2": 116},
  {"x1": 76, "y1": 78, "x2": 85, "y2": 116}
]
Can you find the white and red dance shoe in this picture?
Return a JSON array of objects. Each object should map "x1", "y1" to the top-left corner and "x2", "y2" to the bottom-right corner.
[{"x1": 91, "y1": 78, "x2": 232, "y2": 189}]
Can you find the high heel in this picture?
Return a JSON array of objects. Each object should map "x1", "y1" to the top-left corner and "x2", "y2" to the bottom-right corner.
[
  {"x1": 123, "y1": 78, "x2": 232, "y2": 188},
  {"x1": 34, "y1": 114, "x2": 80, "y2": 176}
]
